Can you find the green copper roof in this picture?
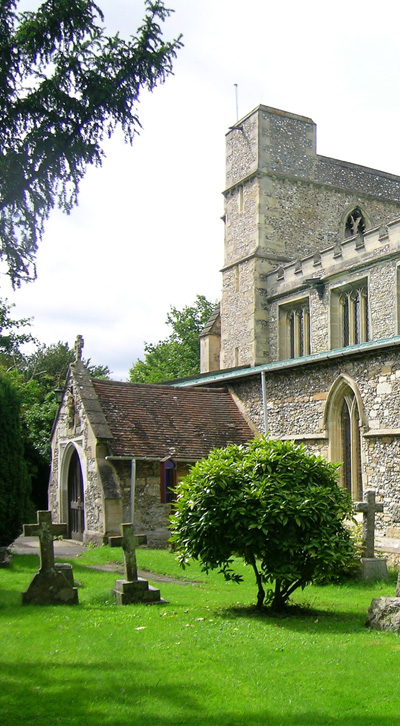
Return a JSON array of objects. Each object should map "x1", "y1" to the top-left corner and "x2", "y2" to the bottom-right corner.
[{"x1": 173, "y1": 336, "x2": 400, "y2": 388}]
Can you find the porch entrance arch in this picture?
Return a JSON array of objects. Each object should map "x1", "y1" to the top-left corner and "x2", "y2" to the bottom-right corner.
[{"x1": 67, "y1": 448, "x2": 85, "y2": 541}]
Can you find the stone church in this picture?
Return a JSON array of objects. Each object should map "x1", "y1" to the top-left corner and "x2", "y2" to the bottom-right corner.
[{"x1": 49, "y1": 104, "x2": 400, "y2": 545}]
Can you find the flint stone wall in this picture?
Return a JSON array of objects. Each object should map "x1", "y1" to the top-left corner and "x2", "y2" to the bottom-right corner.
[
  {"x1": 266, "y1": 221, "x2": 400, "y2": 362},
  {"x1": 116, "y1": 460, "x2": 192, "y2": 548},
  {"x1": 229, "y1": 347, "x2": 400, "y2": 537}
]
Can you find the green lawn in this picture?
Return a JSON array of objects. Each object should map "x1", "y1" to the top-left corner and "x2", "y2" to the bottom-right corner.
[{"x1": 1, "y1": 547, "x2": 400, "y2": 726}]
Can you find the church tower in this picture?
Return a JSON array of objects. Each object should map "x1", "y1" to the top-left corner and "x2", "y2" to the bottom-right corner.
[{"x1": 217, "y1": 105, "x2": 400, "y2": 370}]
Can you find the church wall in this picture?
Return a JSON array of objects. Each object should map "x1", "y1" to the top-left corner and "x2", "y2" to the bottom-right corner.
[
  {"x1": 116, "y1": 460, "x2": 193, "y2": 548},
  {"x1": 220, "y1": 259, "x2": 256, "y2": 368},
  {"x1": 224, "y1": 176, "x2": 259, "y2": 265},
  {"x1": 130, "y1": 461, "x2": 169, "y2": 548},
  {"x1": 261, "y1": 177, "x2": 400, "y2": 261},
  {"x1": 365, "y1": 437, "x2": 400, "y2": 538},
  {"x1": 369, "y1": 260, "x2": 398, "y2": 341},
  {"x1": 265, "y1": 222, "x2": 400, "y2": 362},
  {"x1": 228, "y1": 347, "x2": 400, "y2": 537}
]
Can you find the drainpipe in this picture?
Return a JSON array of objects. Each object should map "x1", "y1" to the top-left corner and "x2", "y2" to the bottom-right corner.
[
  {"x1": 130, "y1": 458, "x2": 136, "y2": 526},
  {"x1": 261, "y1": 371, "x2": 268, "y2": 435}
]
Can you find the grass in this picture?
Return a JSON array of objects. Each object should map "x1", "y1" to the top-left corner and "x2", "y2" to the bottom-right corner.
[{"x1": 1, "y1": 547, "x2": 400, "y2": 726}]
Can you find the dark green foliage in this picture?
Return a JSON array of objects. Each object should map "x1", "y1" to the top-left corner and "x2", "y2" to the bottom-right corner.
[
  {"x1": 129, "y1": 295, "x2": 216, "y2": 382},
  {"x1": 17, "y1": 340, "x2": 111, "y2": 389},
  {"x1": 10, "y1": 341, "x2": 111, "y2": 508},
  {"x1": 170, "y1": 437, "x2": 357, "y2": 611},
  {"x1": 0, "y1": 372, "x2": 30, "y2": 546},
  {"x1": 0, "y1": 310, "x2": 111, "y2": 509},
  {"x1": 0, "y1": 1, "x2": 182, "y2": 285}
]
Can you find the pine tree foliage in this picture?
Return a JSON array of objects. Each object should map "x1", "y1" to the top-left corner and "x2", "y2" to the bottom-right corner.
[{"x1": 0, "y1": 1, "x2": 182, "y2": 285}]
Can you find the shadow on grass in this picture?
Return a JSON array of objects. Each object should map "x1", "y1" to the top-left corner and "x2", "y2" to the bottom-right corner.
[
  {"x1": 216, "y1": 602, "x2": 372, "y2": 634},
  {"x1": 0, "y1": 658, "x2": 398, "y2": 726}
]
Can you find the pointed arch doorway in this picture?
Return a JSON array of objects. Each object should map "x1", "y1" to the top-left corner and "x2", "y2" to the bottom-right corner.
[{"x1": 67, "y1": 448, "x2": 85, "y2": 541}]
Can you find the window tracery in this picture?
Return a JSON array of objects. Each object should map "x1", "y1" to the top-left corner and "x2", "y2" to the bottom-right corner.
[
  {"x1": 344, "y1": 207, "x2": 367, "y2": 238},
  {"x1": 279, "y1": 299, "x2": 310, "y2": 360}
]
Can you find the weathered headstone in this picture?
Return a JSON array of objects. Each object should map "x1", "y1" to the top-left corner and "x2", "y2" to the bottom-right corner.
[
  {"x1": 21, "y1": 510, "x2": 78, "y2": 605},
  {"x1": 354, "y1": 490, "x2": 388, "y2": 581},
  {"x1": 110, "y1": 523, "x2": 164, "y2": 604}
]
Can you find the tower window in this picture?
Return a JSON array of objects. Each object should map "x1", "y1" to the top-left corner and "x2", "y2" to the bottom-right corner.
[{"x1": 344, "y1": 208, "x2": 366, "y2": 238}]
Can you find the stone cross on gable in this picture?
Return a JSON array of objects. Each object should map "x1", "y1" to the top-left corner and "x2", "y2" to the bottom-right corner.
[
  {"x1": 23, "y1": 510, "x2": 67, "y2": 574},
  {"x1": 354, "y1": 490, "x2": 383, "y2": 558},
  {"x1": 74, "y1": 334, "x2": 84, "y2": 362},
  {"x1": 112, "y1": 523, "x2": 147, "y2": 581}
]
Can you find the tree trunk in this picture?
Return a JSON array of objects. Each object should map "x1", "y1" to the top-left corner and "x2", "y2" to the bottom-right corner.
[
  {"x1": 249, "y1": 556, "x2": 265, "y2": 609},
  {"x1": 271, "y1": 580, "x2": 285, "y2": 612}
]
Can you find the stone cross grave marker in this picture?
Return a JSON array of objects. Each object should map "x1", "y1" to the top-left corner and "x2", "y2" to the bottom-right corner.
[
  {"x1": 113, "y1": 523, "x2": 147, "y2": 581},
  {"x1": 354, "y1": 489, "x2": 383, "y2": 558},
  {"x1": 23, "y1": 510, "x2": 67, "y2": 573},
  {"x1": 21, "y1": 510, "x2": 78, "y2": 604},
  {"x1": 110, "y1": 523, "x2": 164, "y2": 604}
]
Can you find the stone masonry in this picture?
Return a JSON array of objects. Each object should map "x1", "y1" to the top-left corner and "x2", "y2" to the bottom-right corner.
[{"x1": 219, "y1": 105, "x2": 400, "y2": 369}]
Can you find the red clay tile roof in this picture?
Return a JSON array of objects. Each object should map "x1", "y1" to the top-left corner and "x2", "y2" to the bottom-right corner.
[{"x1": 90, "y1": 379, "x2": 254, "y2": 459}]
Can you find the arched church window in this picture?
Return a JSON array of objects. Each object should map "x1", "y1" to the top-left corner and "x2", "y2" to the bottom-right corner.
[
  {"x1": 324, "y1": 376, "x2": 364, "y2": 500},
  {"x1": 279, "y1": 298, "x2": 310, "y2": 360},
  {"x1": 339, "y1": 391, "x2": 362, "y2": 499},
  {"x1": 339, "y1": 285, "x2": 368, "y2": 346},
  {"x1": 344, "y1": 208, "x2": 366, "y2": 238},
  {"x1": 331, "y1": 279, "x2": 369, "y2": 349}
]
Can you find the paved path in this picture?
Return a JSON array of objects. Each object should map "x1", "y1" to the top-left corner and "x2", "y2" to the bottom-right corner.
[
  {"x1": 13, "y1": 535, "x2": 400, "y2": 557},
  {"x1": 10, "y1": 536, "x2": 196, "y2": 585},
  {"x1": 11, "y1": 535, "x2": 88, "y2": 557}
]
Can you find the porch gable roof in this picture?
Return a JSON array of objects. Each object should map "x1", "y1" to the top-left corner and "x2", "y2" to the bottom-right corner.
[{"x1": 90, "y1": 379, "x2": 254, "y2": 460}]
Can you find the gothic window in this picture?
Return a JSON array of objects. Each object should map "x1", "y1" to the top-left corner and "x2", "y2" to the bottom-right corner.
[
  {"x1": 331, "y1": 279, "x2": 369, "y2": 349},
  {"x1": 340, "y1": 394, "x2": 362, "y2": 498},
  {"x1": 279, "y1": 298, "x2": 310, "y2": 360},
  {"x1": 324, "y1": 375, "x2": 364, "y2": 500},
  {"x1": 344, "y1": 207, "x2": 366, "y2": 238},
  {"x1": 340, "y1": 285, "x2": 368, "y2": 346}
]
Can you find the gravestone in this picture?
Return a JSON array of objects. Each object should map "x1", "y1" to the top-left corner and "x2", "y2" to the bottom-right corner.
[
  {"x1": 365, "y1": 558, "x2": 400, "y2": 631},
  {"x1": 109, "y1": 523, "x2": 164, "y2": 604},
  {"x1": 354, "y1": 490, "x2": 388, "y2": 581},
  {"x1": 21, "y1": 510, "x2": 78, "y2": 605}
]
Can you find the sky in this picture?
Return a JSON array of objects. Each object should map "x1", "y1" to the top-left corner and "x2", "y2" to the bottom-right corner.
[{"x1": 3, "y1": 0, "x2": 400, "y2": 380}]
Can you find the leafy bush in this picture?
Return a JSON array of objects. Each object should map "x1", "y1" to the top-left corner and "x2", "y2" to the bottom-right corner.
[{"x1": 170, "y1": 437, "x2": 357, "y2": 611}]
